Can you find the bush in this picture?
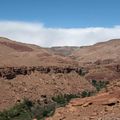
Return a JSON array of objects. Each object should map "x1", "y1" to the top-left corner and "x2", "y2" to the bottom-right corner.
[
  {"x1": 0, "y1": 99, "x2": 33, "y2": 120},
  {"x1": 92, "y1": 80, "x2": 109, "y2": 91},
  {"x1": 31, "y1": 102, "x2": 56, "y2": 119},
  {"x1": 52, "y1": 94, "x2": 80, "y2": 106},
  {"x1": 0, "y1": 99, "x2": 56, "y2": 120},
  {"x1": 81, "y1": 91, "x2": 92, "y2": 98}
]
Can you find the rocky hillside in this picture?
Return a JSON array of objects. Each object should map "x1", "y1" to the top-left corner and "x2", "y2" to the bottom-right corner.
[
  {"x1": 0, "y1": 37, "x2": 77, "y2": 67},
  {"x1": 0, "y1": 37, "x2": 120, "y2": 120},
  {"x1": 50, "y1": 39, "x2": 120, "y2": 65},
  {"x1": 47, "y1": 79, "x2": 120, "y2": 120},
  {"x1": 0, "y1": 67, "x2": 93, "y2": 111}
]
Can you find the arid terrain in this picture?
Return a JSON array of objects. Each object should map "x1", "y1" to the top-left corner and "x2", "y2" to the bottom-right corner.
[{"x1": 0, "y1": 37, "x2": 120, "y2": 120}]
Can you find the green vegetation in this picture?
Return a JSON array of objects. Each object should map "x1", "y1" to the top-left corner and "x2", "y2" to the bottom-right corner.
[
  {"x1": 0, "y1": 99, "x2": 55, "y2": 120},
  {"x1": 92, "y1": 79, "x2": 109, "y2": 91},
  {"x1": 0, "y1": 91, "x2": 96, "y2": 120},
  {"x1": 52, "y1": 94, "x2": 80, "y2": 106},
  {"x1": 0, "y1": 99, "x2": 33, "y2": 120},
  {"x1": 81, "y1": 90, "x2": 92, "y2": 98},
  {"x1": 31, "y1": 102, "x2": 56, "y2": 120},
  {"x1": 0, "y1": 93, "x2": 82, "y2": 120}
]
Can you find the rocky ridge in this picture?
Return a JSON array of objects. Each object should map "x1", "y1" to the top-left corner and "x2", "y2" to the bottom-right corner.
[{"x1": 0, "y1": 66, "x2": 87, "y2": 79}]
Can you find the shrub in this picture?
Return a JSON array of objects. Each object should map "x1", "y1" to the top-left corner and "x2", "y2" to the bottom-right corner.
[
  {"x1": 31, "y1": 102, "x2": 56, "y2": 119},
  {"x1": 52, "y1": 94, "x2": 80, "y2": 106},
  {"x1": 81, "y1": 91, "x2": 91, "y2": 98},
  {"x1": 0, "y1": 99, "x2": 56, "y2": 120},
  {"x1": 52, "y1": 94, "x2": 66, "y2": 105},
  {"x1": 92, "y1": 80, "x2": 109, "y2": 91},
  {"x1": 0, "y1": 99, "x2": 33, "y2": 120}
]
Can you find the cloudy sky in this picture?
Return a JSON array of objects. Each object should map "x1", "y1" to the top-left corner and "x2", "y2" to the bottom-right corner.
[{"x1": 0, "y1": 0, "x2": 120, "y2": 47}]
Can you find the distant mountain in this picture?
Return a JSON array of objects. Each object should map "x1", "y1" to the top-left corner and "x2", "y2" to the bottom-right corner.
[
  {"x1": 50, "y1": 39, "x2": 120, "y2": 64},
  {"x1": 0, "y1": 37, "x2": 77, "y2": 66},
  {"x1": 70, "y1": 39, "x2": 120, "y2": 63},
  {"x1": 50, "y1": 46, "x2": 79, "y2": 56},
  {"x1": 0, "y1": 37, "x2": 120, "y2": 66}
]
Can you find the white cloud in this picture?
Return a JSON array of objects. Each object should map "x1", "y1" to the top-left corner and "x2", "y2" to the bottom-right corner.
[{"x1": 0, "y1": 21, "x2": 120, "y2": 47}]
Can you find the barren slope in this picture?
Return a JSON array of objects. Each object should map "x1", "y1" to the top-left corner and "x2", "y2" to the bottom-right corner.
[
  {"x1": 0, "y1": 37, "x2": 78, "y2": 67},
  {"x1": 50, "y1": 39, "x2": 120, "y2": 65},
  {"x1": 70, "y1": 39, "x2": 120, "y2": 64}
]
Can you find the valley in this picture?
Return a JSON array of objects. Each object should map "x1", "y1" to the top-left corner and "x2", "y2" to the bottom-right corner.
[{"x1": 0, "y1": 37, "x2": 120, "y2": 120}]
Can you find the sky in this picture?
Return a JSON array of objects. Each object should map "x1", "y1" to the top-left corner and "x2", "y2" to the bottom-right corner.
[{"x1": 0, "y1": 0, "x2": 120, "y2": 47}]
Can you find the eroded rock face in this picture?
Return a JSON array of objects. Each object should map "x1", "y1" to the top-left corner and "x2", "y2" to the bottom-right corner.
[
  {"x1": 0, "y1": 66, "x2": 88, "y2": 79},
  {"x1": 70, "y1": 92, "x2": 120, "y2": 107}
]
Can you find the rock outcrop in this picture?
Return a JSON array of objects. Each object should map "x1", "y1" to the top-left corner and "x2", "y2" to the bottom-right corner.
[
  {"x1": 47, "y1": 89, "x2": 120, "y2": 120},
  {"x1": 0, "y1": 66, "x2": 88, "y2": 79}
]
